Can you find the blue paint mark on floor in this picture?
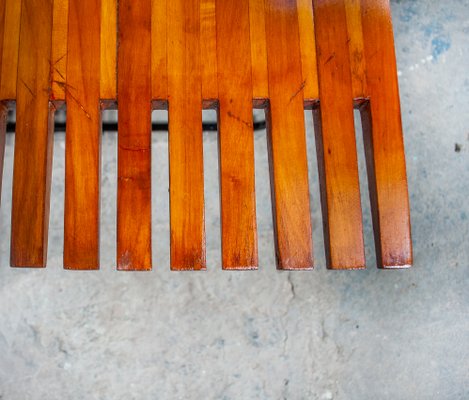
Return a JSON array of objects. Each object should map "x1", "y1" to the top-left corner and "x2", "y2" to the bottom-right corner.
[{"x1": 431, "y1": 36, "x2": 451, "y2": 59}]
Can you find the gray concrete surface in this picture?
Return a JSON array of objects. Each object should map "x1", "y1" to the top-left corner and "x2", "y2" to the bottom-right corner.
[{"x1": 0, "y1": 0, "x2": 468, "y2": 398}]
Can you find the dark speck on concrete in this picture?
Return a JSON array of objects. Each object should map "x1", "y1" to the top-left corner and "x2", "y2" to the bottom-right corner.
[{"x1": 455, "y1": 143, "x2": 462, "y2": 152}]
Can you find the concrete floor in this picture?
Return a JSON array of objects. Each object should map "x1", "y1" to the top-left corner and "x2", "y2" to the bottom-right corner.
[{"x1": 0, "y1": 0, "x2": 468, "y2": 398}]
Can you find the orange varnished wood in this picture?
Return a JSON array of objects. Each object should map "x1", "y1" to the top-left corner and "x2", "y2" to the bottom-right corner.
[
  {"x1": 64, "y1": 0, "x2": 101, "y2": 270},
  {"x1": 312, "y1": 0, "x2": 365, "y2": 269},
  {"x1": 0, "y1": 0, "x2": 21, "y2": 100},
  {"x1": 249, "y1": 0, "x2": 269, "y2": 101},
  {"x1": 0, "y1": 1, "x2": 5, "y2": 79},
  {"x1": 296, "y1": 0, "x2": 319, "y2": 102},
  {"x1": 100, "y1": 0, "x2": 117, "y2": 100},
  {"x1": 167, "y1": 0, "x2": 206, "y2": 270},
  {"x1": 1, "y1": 0, "x2": 411, "y2": 271},
  {"x1": 360, "y1": 0, "x2": 412, "y2": 268},
  {"x1": 345, "y1": 0, "x2": 367, "y2": 99},
  {"x1": 264, "y1": 0, "x2": 313, "y2": 270},
  {"x1": 117, "y1": 0, "x2": 152, "y2": 271},
  {"x1": 10, "y1": 0, "x2": 54, "y2": 267},
  {"x1": 151, "y1": 0, "x2": 167, "y2": 102},
  {"x1": 200, "y1": 0, "x2": 218, "y2": 103},
  {"x1": 216, "y1": 0, "x2": 258, "y2": 269},
  {"x1": 50, "y1": 0, "x2": 68, "y2": 102}
]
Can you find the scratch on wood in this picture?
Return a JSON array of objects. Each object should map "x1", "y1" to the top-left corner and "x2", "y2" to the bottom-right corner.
[
  {"x1": 324, "y1": 52, "x2": 336, "y2": 65},
  {"x1": 289, "y1": 80, "x2": 306, "y2": 103},
  {"x1": 54, "y1": 67, "x2": 65, "y2": 80},
  {"x1": 54, "y1": 80, "x2": 91, "y2": 120},
  {"x1": 21, "y1": 79, "x2": 35, "y2": 98},
  {"x1": 227, "y1": 111, "x2": 252, "y2": 129},
  {"x1": 53, "y1": 52, "x2": 68, "y2": 66}
]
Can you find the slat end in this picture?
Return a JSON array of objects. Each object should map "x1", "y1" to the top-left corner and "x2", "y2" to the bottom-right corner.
[
  {"x1": 327, "y1": 265, "x2": 366, "y2": 271},
  {"x1": 117, "y1": 265, "x2": 152, "y2": 272},
  {"x1": 222, "y1": 265, "x2": 258, "y2": 271},
  {"x1": 379, "y1": 263, "x2": 412, "y2": 270},
  {"x1": 64, "y1": 264, "x2": 100, "y2": 271},
  {"x1": 278, "y1": 266, "x2": 315, "y2": 271},
  {"x1": 171, "y1": 266, "x2": 207, "y2": 272},
  {"x1": 10, "y1": 264, "x2": 46, "y2": 269}
]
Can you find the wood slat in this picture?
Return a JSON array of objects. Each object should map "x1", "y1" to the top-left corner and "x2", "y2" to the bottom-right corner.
[
  {"x1": 249, "y1": 0, "x2": 268, "y2": 101},
  {"x1": 360, "y1": 0, "x2": 412, "y2": 268},
  {"x1": 0, "y1": 0, "x2": 21, "y2": 100},
  {"x1": 264, "y1": 0, "x2": 313, "y2": 270},
  {"x1": 345, "y1": 0, "x2": 367, "y2": 99},
  {"x1": 50, "y1": 0, "x2": 68, "y2": 102},
  {"x1": 167, "y1": 0, "x2": 205, "y2": 270},
  {"x1": 216, "y1": 0, "x2": 258, "y2": 269},
  {"x1": 312, "y1": 0, "x2": 365, "y2": 269},
  {"x1": 200, "y1": 0, "x2": 218, "y2": 103},
  {"x1": 100, "y1": 0, "x2": 117, "y2": 100},
  {"x1": 64, "y1": 0, "x2": 101, "y2": 270},
  {"x1": 0, "y1": 0, "x2": 6, "y2": 86},
  {"x1": 151, "y1": 0, "x2": 167, "y2": 102},
  {"x1": 296, "y1": 0, "x2": 319, "y2": 102},
  {"x1": 117, "y1": 0, "x2": 152, "y2": 271},
  {"x1": 10, "y1": 0, "x2": 54, "y2": 267}
]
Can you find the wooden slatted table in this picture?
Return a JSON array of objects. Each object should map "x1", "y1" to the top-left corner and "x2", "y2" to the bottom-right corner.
[{"x1": 0, "y1": 0, "x2": 412, "y2": 270}]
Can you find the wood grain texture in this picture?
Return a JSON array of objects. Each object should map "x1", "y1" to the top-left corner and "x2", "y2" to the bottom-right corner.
[
  {"x1": 64, "y1": 0, "x2": 101, "y2": 270},
  {"x1": 10, "y1": 0, "x2": 54, "y2": 267},
  {"x1": 200, "y1": 0, "x2": 218, "y2": 103},
  {"x1": 117, "y1": 0, "x2": 152, "y2": 271},
  {"x1": 312, "y1": 0, "x2": 365, "y2": 269},
  {"x1": 360, "y1": 0, "x2": 412, "y2": 268},
  {"x1": 167, "y1": 0, "x2": 205, "y2": 270},
  {"x1": 345, "y1": 0, "x2": 367, "y2": 99},
  {"x1": 100, "y1": 0, "x2": 117, "y2": 100},
  {"x1": 296, "y1": 0, "x2": 319, "y2": 102},
  {"x1": 216, "y1": 0, "x2": 258, "y2": 269},
  {"x1": 151, "y1": 0, "x2": 167, "y2": 102},
  {"x1": 265, "y1": 0, "x2": 313, "y2": 270},
  {"x1": 0, "y1": 0, "x2": 7, "y2": 89},
  {"x1": 0, "y1": 0, "x2": 21, "y2": 100},
  {"x1": 50, "y1": 0, "x2": 68, "y2": 102},
  {"x1": 0, "y1": 103, "x2": 5, "y2": 205},
  {"x1": 249, "y1": 0, "x2": 268, "y2": 101}
]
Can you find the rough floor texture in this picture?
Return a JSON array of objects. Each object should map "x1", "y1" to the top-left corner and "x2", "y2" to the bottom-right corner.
[{"x1": 0, "y1": 0, "x2": 468, "y2": 398}]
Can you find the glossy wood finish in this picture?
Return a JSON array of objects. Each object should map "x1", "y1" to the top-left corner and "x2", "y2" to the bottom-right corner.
[
  {"x1": 200, "y1": 0, "x2": 218, "y2": 102},
  {"x1": 64, "y1": 0, "x2": 101, "y2": 270},
  {"x1": 10, "y1": 0, "x2": 54, "y2": 267},
  {"x1": 167, "y1": 0, "x2": 206, "y2": 270},
  {"x1": 1, "y1": 0, "x2": 412, "y2": 271},
  {"x1": 117, "y1": 0, "x2": 152, "y2": 271},
  {"x1": 100, "y1": 0, "x2": 116, "y2": 100},
  {"x1": 50, "y1": 0, "x2": 68, "y2": 102},
  {"x1": 265, "y1": 0, "x2": 313, "y2": 270},
  {"x1": 360, "y1": 0, "x2": 412, "y2": 268},
  {"x1": 296, "y1": 0, "x2": 319, "y2": 102},
  {"x1": 345, "y1": 0, "x2": 367, "y2": 99},
  {"x1": 249, "y1": 0, "x2": 269, "y2": 101},
  {"x1": 216, "y1": 0, "x2": 258, "y2": 269},
  {"x1": 151, "y1": 0, "x2": 167, "y2": 102},
  {"x1": 0, "y1": 1, "x2": 5, "y2": 77},
  {"x1": 312, "y1": 0, "x2": 365, "y2": 269},
  {"x1": 0, "y1": 0, "x2": 21, "y2": 100}
]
